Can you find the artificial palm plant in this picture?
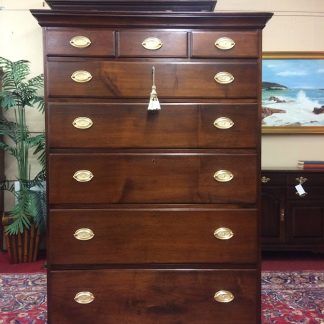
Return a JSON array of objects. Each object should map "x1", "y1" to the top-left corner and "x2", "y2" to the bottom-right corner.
[{"x1": 0, "y1": 57, "x2": 46, "y2": 257}]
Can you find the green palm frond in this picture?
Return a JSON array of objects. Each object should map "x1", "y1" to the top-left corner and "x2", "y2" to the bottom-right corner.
[
  {"x1": 31, "y1": 95, "x2": 45, "y2": 113},
  {"x1": 0, "y1": 57, "x2": 44, "y2": 111},
  {"x1": 0, "y1": 141, "x2": 17, "y2": 156},
  {"x1": 0, "y1": 90, "x2": 17, "y2": 109},
  {"x1": 6, "y1": 189, "x2": 33, "y2": 235},
  {"x1": 6, "y1": 186, "x2": 47, "y2": 235},
  {"x1": 6, "y1": 212, "x2": 31, "y2": 235},
  {"x1": 0, "y1": 58, "x2": 31, "y2": 109},
  {"x1": 30, "y1": 133, "x2": 46, "y2": 168},
  {"x1": 27, "y1": 74, "x2": 44, "y2": 90},
  {"x1": 9, "y1": 59, "x2": 30, "y2": 89},
  {"x1": 28, "y1": 189, "x2": 47, "y2": 232},
  {"x1": 0, "y1": 117, "x2": 28, "y2": 144},
  {"x1": 18, "y1": 77, "x2": 44, "y2": 109},
  {"x1": 0, "y1": 57, "x2": 46, "y2": 235},
  {"x1": 20, "y1": 170, "x2": 46, "y2": 189},
  {"x1": 0, "y1": 58, "x2": 16, "y2": 90}
]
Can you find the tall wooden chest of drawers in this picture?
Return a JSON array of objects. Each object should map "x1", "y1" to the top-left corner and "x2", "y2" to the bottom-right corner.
[{"x1": 32, "y1": 9, "x2": 272, "y2": 323}]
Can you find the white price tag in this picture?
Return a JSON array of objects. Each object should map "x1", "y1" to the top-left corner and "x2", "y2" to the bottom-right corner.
[{"x1": 295, "y1": 184, "x2": 306, "y2": 196}]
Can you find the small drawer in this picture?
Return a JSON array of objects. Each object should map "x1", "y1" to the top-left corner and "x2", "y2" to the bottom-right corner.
[
  {"x1": 48, "y1": 208, "x2": 257, "y2": 265},
  {"x1": 261, "y1": 172, "x2": 286, "y2": 186},
  {"x1": 287, "y1": 172, "x2": 324, "y2": 200},
  {"x1": 191, "y1": 31, "x2": 259, "y2": 58},
  {"x1": 49, "y1": 269, "x2": 258, "y2": 324},
  {"x1": 48, "y1": 152, "x2": 257, "y2": 204},
  {"x1": 45, "y1": 28, "x2": 115, "y2": 56},
  {"x1": 47, "y1": 103, "x2": 258, "y2": 149},
  {"x1": 47, "y1": 60, "x2": 258, "y2": 98},
  {"x1": 287, "y1": 172, "x2": 324, "y2": 186},
  {"x1": 118, "y1": 31, "x2": 188, "y2": 57}
]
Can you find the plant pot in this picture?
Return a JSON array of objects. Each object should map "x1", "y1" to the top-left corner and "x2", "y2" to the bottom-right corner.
[{"x1": 2, "y1": 214, "x2": 40, "y2": 263}]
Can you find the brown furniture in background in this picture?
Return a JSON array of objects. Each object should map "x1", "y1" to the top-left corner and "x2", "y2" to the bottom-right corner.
[
  {"x1": 261, "y1": 169, "x2": 324, "y2": 252},
  {"x1": 32, "y1": 8, "x2": 272, "y2": 323}
]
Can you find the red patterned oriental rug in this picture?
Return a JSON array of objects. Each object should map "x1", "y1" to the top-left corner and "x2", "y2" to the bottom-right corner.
[
  {"x1": 0, "y1": 273, "x2": 47, "y2": 323},
  {"x1": 262, "y1": 271, "x2": 324, "y2": 323},
  {"x1": 0, "y1": 271, "x2": 323, "y2": 323}
]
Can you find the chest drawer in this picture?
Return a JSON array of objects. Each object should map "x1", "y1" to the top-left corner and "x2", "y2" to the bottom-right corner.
[
  {"x1": 118, "y1": 31, "x2": 188, "y2": 57},
  {"x1": 48, "y1": 208, "x2": 257, "y2": 265},
  {"x1": 45, "y1": 29, "x2": 115, "y2": 57},
  {"x1": 49, "y1": 269, "x2": 257, "y2": 324},
  {"x1": 261, "y1": 172, "x2": 286, "y2": 186},
  {"x1": 48, "y1": 103, "x2": 258, "y2": 149},
  {"x1": 287, "y1": 173, "x2": 324, "y2": 186},
  {"x1": 47, "y1": 60, "x2": 258, "y2": 98},
  {"x1": 191, "y1": 31, "x2": 259, "y2": 58},
  {"x1": 287, "y1": 173, "x2": 324, "y2": 200},
  {"x1": 48, "y1": 152, "x2": 257, "y2": 204}
]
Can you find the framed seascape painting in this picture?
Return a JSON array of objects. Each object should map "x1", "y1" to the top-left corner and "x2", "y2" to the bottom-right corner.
[{"x1": 262, "y1": 52, "x2": 324, "y2": 134}]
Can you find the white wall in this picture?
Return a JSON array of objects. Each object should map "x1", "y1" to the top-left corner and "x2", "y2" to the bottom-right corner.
[{"x1": 0, "y1": 0, "x2": 323, "y2": 210}]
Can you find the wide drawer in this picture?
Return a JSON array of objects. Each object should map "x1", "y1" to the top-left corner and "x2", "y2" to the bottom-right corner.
[
  {"x1": 48, "y1": 103, "x2": 258, "y2": 149},
  {"x1": 48, "y1": 269, "x2": 258, "y2": 324},
  {"x1": 45, "y1": 29, "x2": 115, "y2": 56},
  {"x1": 118, "y1": 31, "x2": 188, "y2": 57},
  {"x1": 48, "y1": 153, "x2": 257, "y2": 204},
  {"x1": 48, "y1": 208, "x2": 257, "y2": 265},
  {"x1": 46, "y1": 60, "x2": 258, "y2": 98},
  {"x1": 191, "y1": 31, "x2": 259, "y2": 58}
]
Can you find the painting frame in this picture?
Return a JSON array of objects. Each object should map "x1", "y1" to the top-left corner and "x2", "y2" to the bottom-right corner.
[{"x1": 262, "y1": 51, "x2": 324, "y2": 134}]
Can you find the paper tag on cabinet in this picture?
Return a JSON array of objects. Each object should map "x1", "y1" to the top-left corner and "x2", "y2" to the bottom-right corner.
[{"x1": 295, "y1": 184, "x2": 306, "y2": 196}]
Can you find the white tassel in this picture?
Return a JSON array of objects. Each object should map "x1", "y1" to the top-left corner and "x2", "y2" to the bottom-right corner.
[
  {"x1": 148, "y1": 66, "x2": 161, "y2": 111},
  {"x1": 148, "y1": 85, "x2": 161, "y2": 111}
]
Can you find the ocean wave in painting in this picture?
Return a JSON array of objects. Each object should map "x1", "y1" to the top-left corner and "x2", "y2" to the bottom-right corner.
[{"x1": 262, "y1": 88, "x2": 324, "y2": 126}]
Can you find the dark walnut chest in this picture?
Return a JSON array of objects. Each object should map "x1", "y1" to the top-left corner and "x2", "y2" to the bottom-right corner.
[{"x1": 32, "y1": 10, "x2": 272, "y2": 323}]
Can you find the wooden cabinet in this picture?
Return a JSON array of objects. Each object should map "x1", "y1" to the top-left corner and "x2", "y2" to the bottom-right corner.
[
  {"x1": 261, "y1": 169, "x2": 324, "y2": 252},
  {"x1": 32, "y1": 9, "x2": 271, "y2": 323}
]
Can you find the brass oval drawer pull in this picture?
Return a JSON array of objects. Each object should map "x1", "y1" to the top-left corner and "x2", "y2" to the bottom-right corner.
[
  {"x1": 214, "y1": 72, "x2": 234, "y2": 85},
  {"x1": 213, "y1": 117, "x2": 234, "y2": 130},
  {"x1": 215, "y1": 37, "x2": 235, "y2": 50},
  {"x1": 74, "y1": 228, "x2": 95, "y2": 241},
  {"x1": 71, "y1": 70, "x2": 92, "y2": 83},
  {"x1": 142, "y1": 37, "x2": 163, "y2": 50},
  {"x1": 261, "y1": 176, "x2": 271, "y2": 183},
  {"x1": 214, "y1": 290, "x2": 234, "y2": 303},
  {"x1": 73, "y1": 170, "x2": 94, "y2": 182},
  {"x1": 73, "y1": 117, "x2": 93, "y2": 130},
  {"x1": 214, "y1": 227, "x2": 234, "y2": 240},
  {"x1": 213, "y1": 170, "x2": 234, "y2": 183},
  {"x1": 70, "y1": 36, "x2": 91, "y2": 48},
  {"x1": 74, "y1": 291, "x2": 95, "y2": 304}
]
